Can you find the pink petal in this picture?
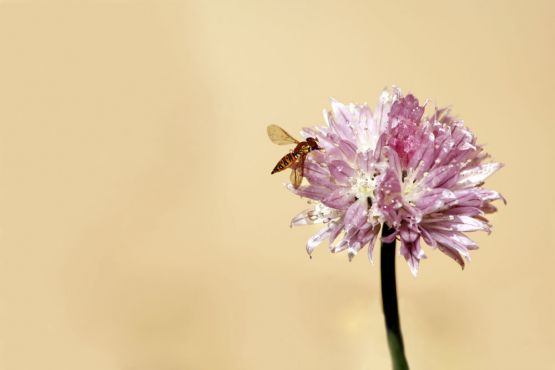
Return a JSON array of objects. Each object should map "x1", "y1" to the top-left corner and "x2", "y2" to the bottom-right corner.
[
  {"x1": 344, "y1": 201, "x2": 368, "y2": 230},
  {"x1": 331, "y1": 239, "x2": 349, "y2": 253},
  {"x1": 289, "y1": 184, "x2": 331, "y2": 200},
  {"x1": 329, "y1": 160, "x2": 355, "y2": 184},
  {"x1": 356, "y1": 150, "x2": 374, "y2": 174},
  {"x1": 457, "y1": 162, "x2": 503, "y2": 188},
  {"x1": 347, "y1": 242, "x2": 362, "y2": 261},
  {"x1": 438, "y1": 244, "x2": 465, "y2": 269},
  {"x1": 328, "y1": 219, "x2": 345, "y2": 245},
  {"x1": 364, "y1": 225, "x2": 381, "y2": 263},
  {"x1": 338, "y1": 140, "x2": 357, "y2": 161},
  {"x1": 421, "y1": 164, "x2": 460, "y2": 189},
  {"x1": 306, "y1": 226, "x2": 332, "y2": 256},
  {"x1": 322, "y1": 187, "x2": 355, "y2": 209},
  {"x1": 399, "y1": 237, "x2": 426, "y2": 276},
  {"x1": 304, "y1": 160, "x2": 334, "y2": 188}
]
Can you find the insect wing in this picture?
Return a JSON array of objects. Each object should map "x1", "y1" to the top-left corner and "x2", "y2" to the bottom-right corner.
[
  {"x1": 290, "y1": 155, "x2": 305, "y2": 188},
  {"x1": 267, "y1": 124, "x2": 299, "y2": 145}
]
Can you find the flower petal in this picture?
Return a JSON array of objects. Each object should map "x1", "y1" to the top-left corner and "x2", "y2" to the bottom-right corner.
[
  {"x1": 457, "y1": 162, "x2": 503, "y2": 188},
  {"x1": 344, "y1": 201, "x2": 369, "y2": 230},
  {"x1": 364, "y1": 224, "x2": 381, "y2": 263},
  {"x1": 289, "y1": 184, "x2": 330, "y2": 200},
  {"x1": 290, "y1": 203, "x2": 340, "y2": 226},
  {"x1": 322, "y1": 187, "x2": 355, "y2": 209},
  {"x1": 400, "y1": 237, "x2": 426, "y2": 276},
  {"x1": 339, "y1": 140, "x2": 357, "y2": 161},
  {"x1": 329, "y1": 160, "x2": 355, "y2": 184},
  {"x1": 306, "y1": 226, "x2": 332, "y2": 256},
  {"x1": 328, "y1": 218, "x2": 345, "y2": 245},
  {"x1": 303, "y1": 160, "x2": 333, "y2": 188}
]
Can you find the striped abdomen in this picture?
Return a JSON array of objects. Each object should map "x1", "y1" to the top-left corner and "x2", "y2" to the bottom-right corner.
[{"x1": 271, "y1": 151, "x2": 301, "y2": 174}]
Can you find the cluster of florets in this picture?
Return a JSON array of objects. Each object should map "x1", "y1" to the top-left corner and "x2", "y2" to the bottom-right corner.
[{"x1": 289, "y1": 88, "x2": 504, "y2": 275}]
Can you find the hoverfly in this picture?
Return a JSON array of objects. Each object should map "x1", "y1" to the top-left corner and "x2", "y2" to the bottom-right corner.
[{"x1": 267, "y1": 124, "x2": 322, "y2": 188}]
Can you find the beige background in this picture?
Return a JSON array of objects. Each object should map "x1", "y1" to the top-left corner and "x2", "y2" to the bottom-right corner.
[{"x1": 0, "y1": 1, "x2": 553, "y2": 369}]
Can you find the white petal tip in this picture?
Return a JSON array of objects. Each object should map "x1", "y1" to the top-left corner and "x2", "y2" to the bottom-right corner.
[{"x1": 408, "y1": 263, "x2": 419, "y2": 277}]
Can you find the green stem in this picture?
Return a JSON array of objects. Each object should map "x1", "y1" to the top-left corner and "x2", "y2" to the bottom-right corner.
[{"x1": 380, "y1": 224, "x2": 410, "y2": 370}]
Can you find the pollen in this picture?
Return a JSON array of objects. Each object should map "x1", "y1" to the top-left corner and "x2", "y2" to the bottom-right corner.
[{"x1": 351, "y1": 172, "x2": 377, "y2": 201}]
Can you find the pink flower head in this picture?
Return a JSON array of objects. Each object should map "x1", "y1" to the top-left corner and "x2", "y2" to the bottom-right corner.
[{"x1": 287, "y1": 88, "x2": 504, "y2": 276}]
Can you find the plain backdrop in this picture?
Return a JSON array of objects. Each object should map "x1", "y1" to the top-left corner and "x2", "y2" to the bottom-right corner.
[{"x1": 0, "y1": 1, "x2": 553, "y2": 369}]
